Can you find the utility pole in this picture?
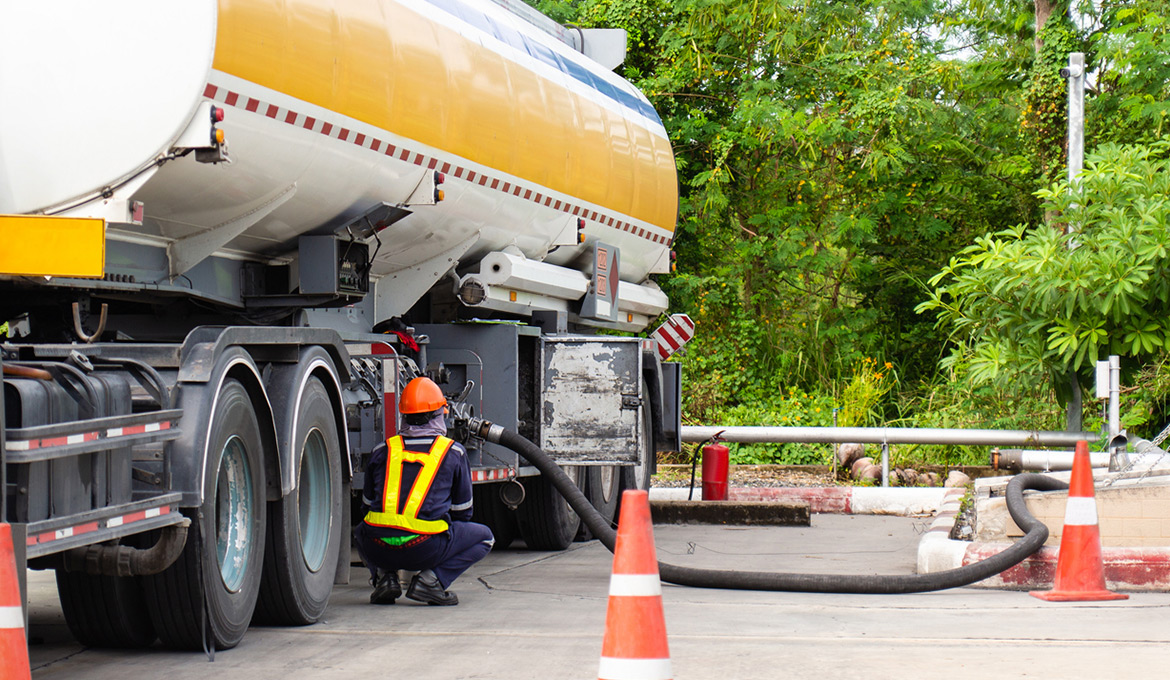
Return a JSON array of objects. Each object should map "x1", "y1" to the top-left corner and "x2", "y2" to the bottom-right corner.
[{"x1": 1064, "y1": 52, "x2": 1085, "y2": 432}]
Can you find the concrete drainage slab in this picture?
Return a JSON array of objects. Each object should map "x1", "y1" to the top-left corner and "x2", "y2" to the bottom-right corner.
[
  {"x1": 650, "y1": 482, "x2": 1170, "y2": 591},
  {"x1": 917, "y1": 473, "x2": 1170, "y2": 591}
]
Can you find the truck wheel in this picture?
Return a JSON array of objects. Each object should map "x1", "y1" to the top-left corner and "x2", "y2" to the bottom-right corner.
[
  {"x1": 144, "y1": 378, "x2": 267, "y2": 650},
  {"x1": 56, "y1": 568, "x2": 156, "y2": 648},
  {"x1": 472, "y1": 483, "x2": 518, "y2": 550},
  {"x1": 254, "y1": 377, "x2": 342, "y2": 625},
  {"x1": 516, "y1": 466, "x2": 584, "y2": 550},
  {"x1": 585, "y1": 465, "x2": 622, "y2": 529}
]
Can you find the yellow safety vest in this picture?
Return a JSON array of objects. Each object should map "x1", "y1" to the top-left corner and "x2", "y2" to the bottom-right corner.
[{"x1": 363, "y1": 435, "x2": 453, "y2": 534}]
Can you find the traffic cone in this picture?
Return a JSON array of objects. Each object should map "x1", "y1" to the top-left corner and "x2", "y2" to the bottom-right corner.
[
  {"x1": 598, "y1": 490, "x2": 672, "y2": 680},
  {"x1": 0, "y1": 523, "x2": 31, "y2": 679},
  {"x1": 1030, "y1": 441, "x2": 1129, "y2": 602}
]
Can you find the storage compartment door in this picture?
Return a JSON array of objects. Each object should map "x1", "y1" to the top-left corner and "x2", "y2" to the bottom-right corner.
[{"x1": 539, "y1": 338, "x2": 642, "y2": 464}]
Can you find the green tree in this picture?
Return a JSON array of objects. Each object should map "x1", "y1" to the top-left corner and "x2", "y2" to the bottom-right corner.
[
  {"x1": 919, "y1": 141, "x2": 1170, "y2": 400},
  {"x1": 1088, "y1": 1, "x2": 1170, "y2": 146},
  {"x1": 653, "y1": 1, "x2": 1033, "y2": 397}
]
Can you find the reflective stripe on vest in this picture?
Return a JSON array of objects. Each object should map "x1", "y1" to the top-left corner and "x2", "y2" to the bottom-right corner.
[{"x1": 363, "y1": 435, "x2": 454, "y2": 534}]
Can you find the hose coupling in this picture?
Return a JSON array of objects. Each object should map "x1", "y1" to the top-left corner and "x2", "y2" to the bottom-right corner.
[{"x1": 468, "y1": 418, "x2": 505, "y2": 443}]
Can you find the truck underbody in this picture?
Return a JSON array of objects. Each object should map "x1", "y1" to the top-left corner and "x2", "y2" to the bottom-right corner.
[{"x1": 1, "y1": 287, "x2": 681, "y2": 649}]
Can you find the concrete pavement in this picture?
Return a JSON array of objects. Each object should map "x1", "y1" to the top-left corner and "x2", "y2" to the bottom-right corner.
[{"x1": 26, "y1": 515, "x2": 1170, "y2": 680}]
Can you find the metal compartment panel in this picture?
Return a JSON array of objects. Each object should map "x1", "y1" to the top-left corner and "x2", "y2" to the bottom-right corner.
[{"x1": 539, "y1": 337, "x2": 642, "y2": 463}]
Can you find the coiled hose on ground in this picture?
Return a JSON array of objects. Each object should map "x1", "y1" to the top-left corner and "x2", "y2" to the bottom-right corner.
[{"x1": 475, "y1": 420, "x2": 1069, "y2": 594}]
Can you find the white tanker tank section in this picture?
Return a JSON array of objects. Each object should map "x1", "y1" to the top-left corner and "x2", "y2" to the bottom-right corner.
[{"x1": 2, "y1": 0, "x2": 677, "y2": 329}]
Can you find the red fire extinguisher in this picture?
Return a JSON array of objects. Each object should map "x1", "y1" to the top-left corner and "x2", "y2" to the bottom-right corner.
[{"x1": 701, "y1": 440, "x2": 730, "y2": 501}]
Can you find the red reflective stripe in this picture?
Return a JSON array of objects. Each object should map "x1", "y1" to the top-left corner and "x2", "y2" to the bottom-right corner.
[
  {"x1": 655, "y1": 329, "x2": 681, "y2": 352},
  {"x1": 471, "y1": 468, "x2": 512, "y2": 482},
  {"x1": 25, "y1": 506, "x2": 172, "y2": 547},
  {"x1": 27, "y1": 522, "x2": 100, "y2": 546},
  {"x1": 206, "y1": 83, "x2": 675, "y2": 246}
]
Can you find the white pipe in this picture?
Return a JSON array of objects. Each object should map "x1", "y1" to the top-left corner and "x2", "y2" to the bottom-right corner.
[
  {"x1": 992, "y1": 448, "x2": 1109, "y2": 472},
  {"x1": 1108, "y1": 355, "x2": 1120, "y2": 443},
  {"x1": 457, "y1": 250, "x2": 669, "y2": 325}
]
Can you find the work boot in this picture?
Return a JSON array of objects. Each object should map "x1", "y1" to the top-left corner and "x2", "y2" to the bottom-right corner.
[
  {"x1": 406, "y1": 569, "x2": 458, "y2": 606},
  {"x1": 370, "y1": 570, "x2": 402, "y2": 605}
]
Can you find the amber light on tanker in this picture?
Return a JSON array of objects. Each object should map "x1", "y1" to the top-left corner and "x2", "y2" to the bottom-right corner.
[
  {"x1": 670, "y1": 251, "x2": 677, "y2": 273},
  {"x1": 434, "y1": 170, "x2": 446, "y2": 202},
  {"x1": 577, "y1": 218, "x2": 586, "y2": 243}
]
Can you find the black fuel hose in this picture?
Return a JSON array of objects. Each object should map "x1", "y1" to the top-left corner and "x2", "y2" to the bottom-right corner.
[{"x1": 476, "y1": 420, "x2": 1068, "y2": 594}]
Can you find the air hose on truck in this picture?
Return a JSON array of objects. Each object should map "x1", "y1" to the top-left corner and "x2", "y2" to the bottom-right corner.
[{"x1": 471, "y1": 420, "x2": 1068, "y2": 594}]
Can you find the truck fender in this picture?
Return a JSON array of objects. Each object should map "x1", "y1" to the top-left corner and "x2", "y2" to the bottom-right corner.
[
  {"x1": 263, "y1": 344, "x2": 352, "y2": 498},
  {"x1": 171, "y1": 346, "x2": 280, "y2": 507},
  {"x1": 640, "y1": 350, "x2": 666, "y2": 454}
]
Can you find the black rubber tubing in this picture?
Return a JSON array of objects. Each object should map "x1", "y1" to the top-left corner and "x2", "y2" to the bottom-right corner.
[{"x1": 489, "y1": 424, "x2": 1069, "y2": 594}]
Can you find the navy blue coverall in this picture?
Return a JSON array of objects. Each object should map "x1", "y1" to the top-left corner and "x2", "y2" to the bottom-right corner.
[{"x1": 355, "y1": 434, "x2": 494, "y2": 589}]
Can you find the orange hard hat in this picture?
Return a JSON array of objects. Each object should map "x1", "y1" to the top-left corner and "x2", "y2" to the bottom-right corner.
[{"x1": 400, "y1": 377, "x2": 447, "y2": 414}]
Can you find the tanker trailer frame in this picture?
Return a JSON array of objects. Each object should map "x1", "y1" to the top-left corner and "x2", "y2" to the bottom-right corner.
[
  {"x1": 1, "y1": 0, "x2": 682, "y2": 653},
  {"x1": 1, "y1": 308, "x2": 681, "y2": 651}
]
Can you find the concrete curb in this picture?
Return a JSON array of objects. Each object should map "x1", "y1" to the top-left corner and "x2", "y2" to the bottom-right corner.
[
  {"x1": 649, "y1": 486, "x2": 948, "y2": 516},
  {"x1": 914, "y1": 489, "x2": 1170, "y2": 591}
]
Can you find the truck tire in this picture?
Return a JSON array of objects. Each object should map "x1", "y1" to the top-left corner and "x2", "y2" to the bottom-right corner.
[
  {"x1": 254, "y1": 377, "x2": 342, "y2": 625},
  {"x1": 585, "y1": 465, "x2": 622, "y2": 529},
  {"x1": 516, "y1": 466, "x2": 584, "y2": 550},
  {"x1": 143, "y1": 379, "x2": 267, "y2": 650},
  {"x1": 56, "y1": 569, "x2": 156, "y2": 648},
  {"x1": 472, "y1": 483, "x2": 518, "y2": 549}
]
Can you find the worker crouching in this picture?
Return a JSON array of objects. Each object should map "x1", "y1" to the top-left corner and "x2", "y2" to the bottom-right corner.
[{"x1": 355, "y1": 377, "x2": 495, "y2": 605}]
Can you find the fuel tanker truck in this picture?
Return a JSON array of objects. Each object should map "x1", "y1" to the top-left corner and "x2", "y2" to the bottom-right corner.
[{"x1": 0, "y1": 0, "x2": 687, "y2": 650}]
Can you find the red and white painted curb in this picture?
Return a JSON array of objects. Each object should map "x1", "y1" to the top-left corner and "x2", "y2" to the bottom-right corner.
[
  {"x1": 915, "y1": 487, "x2": 1170, "y2": 591},
  {"x1": 648, "y1": 486, "x2": 947, "y2": 516}
]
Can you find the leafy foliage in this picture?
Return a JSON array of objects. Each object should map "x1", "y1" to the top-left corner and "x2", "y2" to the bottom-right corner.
[
  {"x1": 920, "y1": 141, "x2": 1170, "y2": 399},
  {"x1": 1019, "y1": 17, "x2": 1082, "y2": 179},
  {"x1": 524, "y1": 0, "x2": 1170, "y2": 463},
  {"x1": 1088, "y1": 2, "x2": 1170, "y2": 145}
]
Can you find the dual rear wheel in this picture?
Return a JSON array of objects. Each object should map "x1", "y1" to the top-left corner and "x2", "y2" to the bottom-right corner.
[
  {"x1": 59, "y1": 374, "x2": 344, "y2": 650},
  {"x1": 254, "y1": 377, "x2": 342, "y2": 626},
  {"x1": 142, "y1": 378, "x2": 268, "y2": 649}
]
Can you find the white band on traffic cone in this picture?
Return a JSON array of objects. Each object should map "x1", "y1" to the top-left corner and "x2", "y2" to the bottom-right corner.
[
  {"x1": 608, "y1": 573, "x2": 662, "y2": 597},
  {"x1": 599, "y1": 656, "x2": 673, "y2": 680},
  {"x1": 0, "y1": 606, "x2": 22, "y2": 629},
  {"x1": 1063, "y1": 496, "x2": 1099, "y2": 526}
]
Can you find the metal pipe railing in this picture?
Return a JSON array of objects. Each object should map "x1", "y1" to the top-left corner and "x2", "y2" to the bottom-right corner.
[
  {"x1": 681, "y1": 426, "x2": 1095, "y2": 487},
  {"x1": 681, "y1": 426, "x2": 1094, "y2": 447}
]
